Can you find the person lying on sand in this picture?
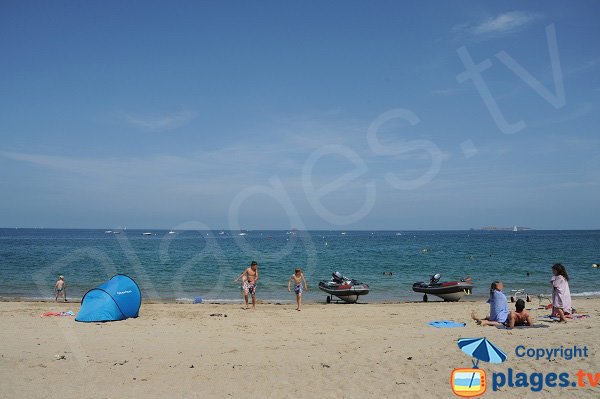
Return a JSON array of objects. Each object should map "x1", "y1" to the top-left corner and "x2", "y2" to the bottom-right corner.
[{"x1": 507, "y1": 299, "x2": 534, "y2": 328}]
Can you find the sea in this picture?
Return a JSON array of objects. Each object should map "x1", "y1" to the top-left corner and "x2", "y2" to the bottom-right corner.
[{"x1": 1, "y1": 229, "x2": 599, "y2": 303}]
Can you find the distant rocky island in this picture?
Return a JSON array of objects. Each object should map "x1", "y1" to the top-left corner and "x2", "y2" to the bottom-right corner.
[{"x1": 472, "y1": 226, "x2": 534, "y2": 231}]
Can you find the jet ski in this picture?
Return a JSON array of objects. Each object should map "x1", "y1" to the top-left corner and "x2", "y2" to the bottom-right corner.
[
  {"x1": 319, "y1": 272, "x2": 370, "y2": 303},
  {"x1": 412, "y1": 273, "x2": 472, "y2": 302}
]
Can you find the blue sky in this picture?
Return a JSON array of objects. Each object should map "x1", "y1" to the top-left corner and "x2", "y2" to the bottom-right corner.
[{"x1": 1, "y1": 1, "x2": 598, "y2": 229}]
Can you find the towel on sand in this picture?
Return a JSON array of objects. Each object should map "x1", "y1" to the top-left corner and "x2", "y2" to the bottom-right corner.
[
  {"x1": 41, "y1": 310, "x2": 75, "y2": 317},
  {"x1": 428, "y1": 320, "x2": 466, "y2": 328}
]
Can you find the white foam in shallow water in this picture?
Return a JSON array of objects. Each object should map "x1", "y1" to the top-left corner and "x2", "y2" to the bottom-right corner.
[
  {"x1": 174, "y1": 298, "x2": 244, "y2": 303},
  {"x1": 571, "y1": 291, "x2": 600, "y2": 297},
  {"x1": 190, "y1": 298, "x2": 295, "y2": 304}
]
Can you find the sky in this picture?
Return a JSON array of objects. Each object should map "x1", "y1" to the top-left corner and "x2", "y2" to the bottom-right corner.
[{"x1": 0, "y1": 1, "x2": 599, "y2": 230}]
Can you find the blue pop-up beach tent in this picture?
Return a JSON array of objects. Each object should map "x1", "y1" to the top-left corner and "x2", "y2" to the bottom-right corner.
[{"x1": 75, "y1": 274, "x2": 141, "y2": 322}]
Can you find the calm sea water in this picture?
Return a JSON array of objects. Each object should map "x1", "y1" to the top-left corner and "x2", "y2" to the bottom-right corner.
[{"x1": 0, "y1": 229, "x2": 598, "y2": 303}]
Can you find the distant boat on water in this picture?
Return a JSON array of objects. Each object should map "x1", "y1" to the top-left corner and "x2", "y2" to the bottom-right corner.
[
  {"x1": 513, "y1": 225, "x2": 518, "y2": 232},
  {"x1": 239, "y1": 232, "x2": 246, "y2": 236},
  {"x1": 142, "y1": 232, "x2": 153, "y2": 236},
  {"x1": 105, "y1": 230, "x2": 113, "y2": 234},
  {"x1": 218, "y1": 231, "x2": 225, "y2": 235},
  {"x1": 168, "y1": 231, "x2": 176, "y2": 234}
]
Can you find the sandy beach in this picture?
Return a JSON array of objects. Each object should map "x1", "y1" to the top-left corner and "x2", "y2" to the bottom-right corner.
[{"x1": 1, "y1": 298, "x2": 599, "y2": 398}]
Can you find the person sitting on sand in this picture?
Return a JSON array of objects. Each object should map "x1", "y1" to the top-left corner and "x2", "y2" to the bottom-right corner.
[
  {"x1": 288, "y1": 268, "x2": 308, "y2": 311},
  {"x1": 506, "y1": 299, "x2": 534, "y2": 328},
  {"x1": 551, "y1": 263, "x2": 572, "y2": 322},
  {"x1": 54, "y1": 275, "x2": 67, "y2": 302},
  {"x1": 471, "y1": 281, "x2": 509, "y2": 327},
  {"x1": 234, "y1": 261, "x2": 259, "y2": 309}
]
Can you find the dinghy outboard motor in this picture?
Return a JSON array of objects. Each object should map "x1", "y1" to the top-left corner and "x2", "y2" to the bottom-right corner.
[
  {"x1": 430, "y1": 273, "x2": 441, "y2": 284},
  {"x1": 332, "y1": 271, "x2": 345, "y2": 283}
]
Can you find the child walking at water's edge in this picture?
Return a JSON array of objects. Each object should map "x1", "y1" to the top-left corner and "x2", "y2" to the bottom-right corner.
[
  {"x1": 55, "y1": 275, "x2": 67, "y2": 302},
  {"x1": 288, "y1": 268, "x2": 308, "y2": 311}
]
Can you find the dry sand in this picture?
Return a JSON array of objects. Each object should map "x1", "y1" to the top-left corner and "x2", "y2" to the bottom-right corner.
[{"x1": 1, "y1": 298, "x2": 599, "y2": 398}]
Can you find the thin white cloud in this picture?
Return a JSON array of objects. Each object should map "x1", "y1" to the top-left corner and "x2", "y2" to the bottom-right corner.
[
  {"x1": 528, "y1": 102, "x2": 594, "y2": 127},
  {"x1": 430, "y1": 87, "x2": 470, "y2": 97},
  {"x1": 564, "y1": 57, "x2": 600, "y2": 77},
  {"x1": 453, "y1": 11, "x2": 542, "y2": 39},
  {"x1": 125, "y1": 110, "x2": 197, "y2": 132}
]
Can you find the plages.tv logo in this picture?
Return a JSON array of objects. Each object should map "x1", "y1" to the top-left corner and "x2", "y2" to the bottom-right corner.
[{"x1": 451, "y1": 337, "x2": 507, "y2": 397}]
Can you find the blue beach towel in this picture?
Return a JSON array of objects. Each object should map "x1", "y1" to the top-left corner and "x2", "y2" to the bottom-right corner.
[{"x1": 428, "y1": 320, "x2": 466, "y2": 328}]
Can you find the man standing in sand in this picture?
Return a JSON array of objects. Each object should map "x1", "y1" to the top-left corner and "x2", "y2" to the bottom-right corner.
[
  {"x1": 54, "y1": 275, "x2": 67, "y2": 302},
  {"x1": 234, "y1": 261, "x2": 259, "y2": 309}
]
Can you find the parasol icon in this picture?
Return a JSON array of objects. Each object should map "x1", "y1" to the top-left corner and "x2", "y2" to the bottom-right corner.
[{"x1": 457, "y1": 337, "x2": 507, "y2": 365}]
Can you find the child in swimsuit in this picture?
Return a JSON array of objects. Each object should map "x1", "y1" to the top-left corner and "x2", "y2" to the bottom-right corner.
[
  {"x1": 234, "y1": 261, "x2": 259, "y2": 309},
  {"x1": 288, "y1": 268, "x2": 308, "y2": 311},
  {"x1": 55, "y1": 275, "x2": 67, "y2": 302}
]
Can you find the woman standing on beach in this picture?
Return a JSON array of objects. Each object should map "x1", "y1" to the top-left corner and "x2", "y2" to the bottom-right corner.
[{"x1": 551, "y1": 263, "x2": 572, "y2": 322}]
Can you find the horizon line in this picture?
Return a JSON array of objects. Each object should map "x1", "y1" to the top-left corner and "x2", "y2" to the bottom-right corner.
[{"x1": 1, "y1": 226, "x2": 599, "y2": 231}]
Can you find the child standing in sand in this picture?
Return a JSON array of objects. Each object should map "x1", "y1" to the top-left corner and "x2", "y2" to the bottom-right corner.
[
  {"x1": 288, "y1": 268, "x2": 308, "y2": 311},
  {"x1": 551, "y1": 263, "x2": 572, "y2": 322},
  {"x1": 54, "y1": 275, "x2": 67, "y2": 302}
]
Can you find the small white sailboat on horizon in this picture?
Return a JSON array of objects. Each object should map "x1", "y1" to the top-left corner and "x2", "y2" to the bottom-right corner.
[{"x1": 513, "y1": 225, "x2": 518, "y2": 232}]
